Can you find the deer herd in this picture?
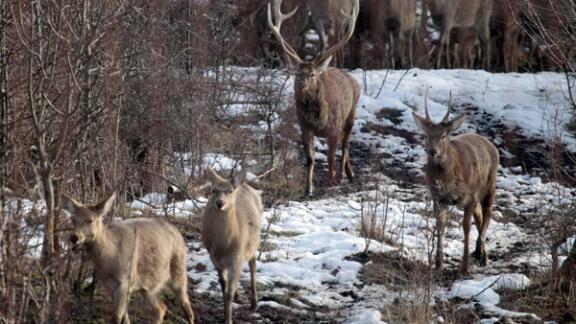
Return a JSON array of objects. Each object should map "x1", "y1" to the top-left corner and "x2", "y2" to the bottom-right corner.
[{"x1": 60, "y1": 0, "x2": 539, "y2": 323}]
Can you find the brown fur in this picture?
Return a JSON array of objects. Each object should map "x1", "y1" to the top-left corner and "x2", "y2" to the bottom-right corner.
[
  {"x1": 268, "y1": 0, "x2": 361, "y2": 196},
  {"x1": 430, "y1": 0, "x2": 493, "y2": 69},
  {"x1": 492, "y1": 0, "x2": 520, "y2": 72},
  {"x1": 62, "y1": 193, "x2": 194, "y2": 324},
  {"x1": 413, "y1": 96, "x2": 499, "y2": 276},
  {"x1": 202, "y1": 168, "x2": 262, "y2": 324},
  {"x1": 366, "y1": 0, "x2": 417, "y2": 68}
]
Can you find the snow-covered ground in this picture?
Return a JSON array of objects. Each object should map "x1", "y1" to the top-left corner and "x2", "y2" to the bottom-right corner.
[
  {"x1": 125, "y1": 69, "x2": 576, "y2": 322},
  {"x1": 7, "y1": 68, "x2": 575, "y2": 322}
]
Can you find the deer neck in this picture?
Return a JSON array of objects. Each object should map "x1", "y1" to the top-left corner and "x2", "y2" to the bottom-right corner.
[
  {"x1": 210, "y1": 205, "x2": 240, "y2": 238},
  {"x1": 295, "y1": 75, "x2": 328, "y2": 128},
  {"x1": 86, "y1": 227, "x2": 117, "y2": 263},
  {"x1": 427, "y1": 145, "x2": 463, "y2": 182}
]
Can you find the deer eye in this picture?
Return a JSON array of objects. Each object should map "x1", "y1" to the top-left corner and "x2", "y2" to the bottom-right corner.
[
  {"x1": 211, "y1": 188, "x2": 217, "y2": 194},
  {"x1": 87, "y1": 219, "x2": 93, "y2": 224}
]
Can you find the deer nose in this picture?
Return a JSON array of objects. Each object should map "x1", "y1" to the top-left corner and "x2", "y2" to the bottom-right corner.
[
  {"x1": 216, "y1": 200, "x2": 224, "y2": 209},
  {"x1": 70, "y1": 234, "x2": 79, "y2": 245},
  {"x1": 428, "y1": 148, "x2": 437, "y2": 157}
]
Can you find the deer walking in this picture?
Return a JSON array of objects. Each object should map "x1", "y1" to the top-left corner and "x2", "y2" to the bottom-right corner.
[
  {"x1": 62, "y1": 193, "x2": 195, "y2": 324},
  {"x1": 268, "y1": 0, "x2": 360, "y2": 196},
  {"x1": 202, "y1": 168, "x2": 262, "y2": 324},
  {"x1": 412, "y1": 93, "x2": 499, "y2": 276}
]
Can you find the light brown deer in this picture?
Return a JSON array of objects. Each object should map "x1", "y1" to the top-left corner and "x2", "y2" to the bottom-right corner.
[
  {"x1": 62, "y1": 193, "x2": 194, "y2": 324},
  {"x1": 202, "y1": 168, "x2": 262, "y2": 324},
  {"x1": 430, "y1": 0, "x2": 493, "y2": 69},
  {"x1": 367, "y1": 0, "x2": 417, "y2": 68},
  {"x1": 268, "y1": 0, "x2": 360, "y2": 196},
  {"x1": 412, "y1": 93, "x2": 499, "y2": 276}
]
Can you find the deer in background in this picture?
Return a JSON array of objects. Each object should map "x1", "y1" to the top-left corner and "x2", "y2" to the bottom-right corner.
[
  {"x1": 366, "y1": 0, "x2": 417, "y2": 68},
  {"x1": 491, "y1": 0, "x2": 521, "y2": 72},
  {"x1": 268, "y1": 0, "x2": 360, "y2": 196},
  {"x1": 62, "y1": 193, "x2": 195, "y2": 324},
  {"x1": 430, "y1": 0, "x2": 493, "y2": 69},
  {"x1": 202, "y1": 168, "x2": 262, "y2": 324},
  {"x1": 412, "y1": 93, "x2": 499, "y2": 276}
]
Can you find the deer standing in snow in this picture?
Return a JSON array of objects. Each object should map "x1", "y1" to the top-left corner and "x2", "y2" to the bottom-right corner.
[
  {"x1": 202, "y1": 168, "x2": 262, "y2": 324},
  {"x1": 268, "y1": 0, "x2": 360, "y2": 196},
  {"x1": 412, "y1": 93, "x2": 499, "y2": 275},
  {"x1": 62, "y1": 192, "x2": 195, "y2": 324}
]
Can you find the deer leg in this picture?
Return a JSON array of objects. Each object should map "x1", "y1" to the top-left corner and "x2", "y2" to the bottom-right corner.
[
  {"x1": 478, "y1": 192, "x2": 495, "y2": 266},
  {"x1": 460, "y1": 204, "x2": 475, "y2": 276},
  {"x1": 471, "y1": 203, "x2": 483, "y2": 262},
  {"x1": 249, "y1": 257, "x2": 258, "y2": 311},
  {"x1": 142, "y1": 290, "x2": 167, "y2": 324},
  {"x1": 112, "y1": 282, "x2": 131, "y2": 324},
  {"x1": 434, "y1": 202, "x2": 448, "y2": 273},
  {"x1": 302, "y1": 130, "x2": 315, "y2": 196},
  {"x1": 327, "y1": 136, "x2": 338, "y2": 186},
  {"x1": 172, "y1": 272, "x2": 195, "y2": 324},
  {"x1": 341, "y1": 123, "x2": 354, "y2": 183},
  {"x1": 225, "y1": 265, "x2": 242, "y2": 324},
  {"x1": 218, "y1": 269, "x2": 228, "y2": 312}
]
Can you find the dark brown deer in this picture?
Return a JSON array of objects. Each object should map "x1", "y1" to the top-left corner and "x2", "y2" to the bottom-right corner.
[
  {"x1": 412, "y1": 93, "x2": 499, "y2": 276},
  {"x1": 268, "y1": 0, "x2": 360, "y2": 196},
  {"x1": 366, "y1": 0, "x2": 417, "y2": 68},
  {"x1": 491, "y1": 0, "x2": 521, "y2": 72},
  {"x1": 430, "y1": 0, "x2": 493, "y2": 69}
]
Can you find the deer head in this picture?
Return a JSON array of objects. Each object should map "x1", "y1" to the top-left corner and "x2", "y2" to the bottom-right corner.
[
  {"x1": 412, "y1": 92, "x2": 465, "y2": 163},
  {"x1": 62, "y1": 192, "x2": 116, "y2": 250},
  {"x1": 267, "y1": 0, "x2": 359, "y2": 83},
  {"x1": 205, "y1": 167, "x2": 246, "y2": 211}
]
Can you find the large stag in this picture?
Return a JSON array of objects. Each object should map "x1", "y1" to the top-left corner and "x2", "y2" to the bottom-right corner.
[
  {"x1": 412, "y1": 93, "x2": 499, "y2": 275},
  {"x1": 268, "y1": 0, "x2": 360, "y2": 196},
  {"x1": 366, "y1": 0, "x2": 417, "y2": 68},
  {"x1": 430, "y1": 0, "x2": 493, "y2": 69}
]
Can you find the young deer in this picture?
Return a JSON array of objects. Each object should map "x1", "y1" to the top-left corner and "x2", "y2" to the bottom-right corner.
[
  {"x1": 412, "y1": 93, "x2": 499, "y2": 276},
  {"x1": 202, "y1": 168, "x2": 262, "y2": 324},
  {"x1": 268, "y1": 0, "x2": 361, "y2": 196},
  {"x1": 62, "y1": 193, "x2": 194, "y2": 324}
]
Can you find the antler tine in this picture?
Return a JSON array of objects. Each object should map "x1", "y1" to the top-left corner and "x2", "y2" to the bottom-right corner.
[
  {"x1": 267, "y1": 0, "x2": 303, "y2": 65},
  {"x1": 442, "y1": 91, "x2": 452, "y2": 122},
  {"x1": 424, "y1": 87, "x2": 431, "y2": 121},
  {"x1": 314, "y1": 0, "x2": 359, "y2": 64}
]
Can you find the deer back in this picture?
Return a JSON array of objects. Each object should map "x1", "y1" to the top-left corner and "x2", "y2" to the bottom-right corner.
[{"x1": 427, "y1": 133, "x2": 499, "y2": 206}]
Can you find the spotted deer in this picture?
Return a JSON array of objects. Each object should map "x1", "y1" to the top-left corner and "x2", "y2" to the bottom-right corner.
[
  {"x1": 268, "y1": 0, "x2": 360, "y2": 196},
  {"x1": 412, "y1": 93, "x2": 499, "y2": 275},
  {"x1": 62, "y1": 193, "x2": 194, "y2": 324}
]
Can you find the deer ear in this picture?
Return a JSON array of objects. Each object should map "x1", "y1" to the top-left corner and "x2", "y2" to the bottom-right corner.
[
  {"x1": 448, "y1": 115, "x2": 466, "y2": 132},
  {"x1": 412, "y1": 111, "x2": 429, "y2": 131},
  {"x1": 93, "y1": 192, "x2": 116, "y2": 217},
  {"x1": 233, "y1": 169, "x2": 247, "y2": 188},
  {"x1": 61, "y1": 194, "x2": 82, "y2": 215}
]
